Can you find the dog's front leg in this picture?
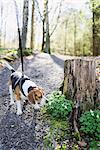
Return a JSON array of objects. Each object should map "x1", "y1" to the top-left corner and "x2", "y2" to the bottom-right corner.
[
  {"x1": 14, "y1": 86, "x2": 22, "y2": 115},
  {"x1": 16, "y1": 100, "x2": 22, "y2": 115},
  {"x1": 9, "y1": 85, "x2": 15, "y2": 105}
]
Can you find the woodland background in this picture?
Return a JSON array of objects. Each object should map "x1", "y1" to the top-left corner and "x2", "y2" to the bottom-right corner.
[{"x1": 0, "y1": 0, "x2": 100, "y2": 56}]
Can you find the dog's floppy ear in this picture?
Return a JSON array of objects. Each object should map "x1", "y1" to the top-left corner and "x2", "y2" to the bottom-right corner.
[{"x1": 28, "y1": 90, "x2": 35, "y2": 104}]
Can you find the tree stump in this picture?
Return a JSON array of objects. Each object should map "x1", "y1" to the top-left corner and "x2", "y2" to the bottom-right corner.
[{"x1": 63, "y1": 57, "x2": 100, "y2": 111}]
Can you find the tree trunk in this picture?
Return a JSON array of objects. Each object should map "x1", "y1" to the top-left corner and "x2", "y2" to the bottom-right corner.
[
  {"x1": 42, "y1": 0, "x2": 50, "y2": 54},
  {"x1": 4, "y1": 22, "x2": 6, "y2": 48},
  {"x1": 21, "y1": 0, "x2": 29, "y2": 49},
  {"x1": 64, "y1": 20, "x2": 68, "y2": 54},
  {"x1": 74, "y1": 13, "x2": 76, "y2": 56},
  {"x1": 63, "y1": 57, "x2": 100, "y2": 111},
  {"x1": 0, "y1": 2, "x2": 3, "y2": 47},
  {"x1": 92, "y1": 1, "x2": 95, "y2": 56},
  {"x1": 45, "y1": 0, "x2": 50, "y2": 54},
  {"x1": 41, "y1": 19, "x2": 45, "y2": 52},
  {"x1": 30, "y1": 0, "x2": 34, "y2": 50},
  {"x1": 92, "y1": 1, "x2": 100, "y2": 56}
]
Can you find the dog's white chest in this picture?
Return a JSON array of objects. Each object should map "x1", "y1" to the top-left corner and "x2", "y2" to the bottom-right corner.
[{"x1": 22, "y1": 80, "x2": 37, "y2": 96}]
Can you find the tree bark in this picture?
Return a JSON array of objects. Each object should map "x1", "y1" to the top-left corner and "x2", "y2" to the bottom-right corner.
[
  {"x1": 45, "y1": 0, "x2": 50, "y2": 54},
  {"x1": 63, "y1": 57, "x2": 100, "y2": 111},
  {"x1": 41, "y1": 19, "x2": 45, "y2": 52},
  {"x1": 64, "y1": 20, "x2": 68, "y2": 54},
  {"x1": 21, "y1": 0, "x2": 29, "y2": 49},
  {"x1": 92, "y1": 1, "x2": 100, "y2": 56},
  {"x1": 74, "y1": 13, "x2": 77, "y2": 56},
  {"x1": 92, "y1": 1, "x2": 95, "y2": 56},
  {"x1": 0, "y1": 1, "x2": 3, "y2": 47},
  {"x1": 42, "y1": 0, "x2": 50, "y2": 54},
  {"x1": 30, "y1": 0, "x2": 35, "y2": 50}
]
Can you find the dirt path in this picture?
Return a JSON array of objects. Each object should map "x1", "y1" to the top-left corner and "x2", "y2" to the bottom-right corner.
[{"x1": 0, "y1": 53, "x2": 66, "y2": 150}]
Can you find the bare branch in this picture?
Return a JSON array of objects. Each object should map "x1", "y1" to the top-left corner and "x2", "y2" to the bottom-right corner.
[
  {"x1": 50, "y1": 0, "x2": 63, "y2": 37},
  {"x1": 13, "y1": 0, "x2": 22, "y2": 51},
  {"x1": 50, "y1": 2, "x2": 60, "y2": 24},
  {"x1": 48, "y1": 0, "x2": 53, "y2": 14},
  {"x1": 0, "y1": 1, "x2": 3, "y2": 45},
  {"x1": 34, "y1": 0, "x2": 43, "y2": 21},
  {"x1": 13, "y1": 0, "x2": 20, "y2": 30}
]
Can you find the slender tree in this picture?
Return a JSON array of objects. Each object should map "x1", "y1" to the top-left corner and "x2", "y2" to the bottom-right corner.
[
  {"x1": 64, "y1": 19, "x2": 68, "y2": 54},
  {"x1": 74, "y1": 12, "x2": 77, "y2": 55},
  {"x1": 21, "y1": 0, "x2": 29, "y2": 49},
  {"x1": 94, "y1": 5, "x2": 100, "y2": 55},
  {"x1": 41, "y1": 18, "x2": 45, "y2": 52},
  {"x1": 3, "y1": 22, "x2": 6, "y2": 48},
  {"x1": 14, "y1": 0, "x2": 22, "y2": 51},
  {"x1": 30, "y1": 0, "x2": 35, "y2": 50},
  {"x1": 0, "y1": 0, "x2": 3, "y2": 47},
  {"x1": 44, "y1": 0, "x2": 50, "y2": 53},
  {"x1": 92, "y1": 0, "x2": 100, "y2": 56},
  {"x1": 35, "y1": 0, "x2": 63, "y2": 54}
]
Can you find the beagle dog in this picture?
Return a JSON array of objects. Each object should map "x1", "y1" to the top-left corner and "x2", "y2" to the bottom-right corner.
[{"x1": 2, "y1": 61, "x2": 45, "y2": 115}]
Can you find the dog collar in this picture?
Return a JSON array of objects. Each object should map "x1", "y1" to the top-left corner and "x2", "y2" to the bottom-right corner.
[{"x1": 28, "y1": 86, "x2": 36, "y2": 93}]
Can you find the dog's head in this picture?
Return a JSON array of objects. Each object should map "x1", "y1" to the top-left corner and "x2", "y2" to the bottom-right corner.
[{"x1": 28, "y1": 87, "x2": 45, "y2": 109}]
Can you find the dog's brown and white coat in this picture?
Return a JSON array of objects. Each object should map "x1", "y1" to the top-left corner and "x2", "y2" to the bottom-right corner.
[{"x1": 2, "y1": 62, "x2": 45, "y2": 115}]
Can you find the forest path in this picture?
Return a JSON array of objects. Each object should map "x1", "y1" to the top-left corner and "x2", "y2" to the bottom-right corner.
[{"x1": 0, "y1": 53, "x2": 67, "y2": 150}]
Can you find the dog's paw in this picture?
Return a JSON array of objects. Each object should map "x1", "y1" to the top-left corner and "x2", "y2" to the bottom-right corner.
[{"x1": 17, "y1": 110, "x2": 22, "y2": 115}]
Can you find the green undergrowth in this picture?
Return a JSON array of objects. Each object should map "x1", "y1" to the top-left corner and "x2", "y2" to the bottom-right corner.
[
  {"x1": 17, "y1": 48, "x2": 33, "y2": 56},
  {"x1": 41, "y1": 91, "x2": 100, "y2": 149},
  {"x1": 80, "y1": 109, "x2": 100, "y2": 149},
  {"x1": 41, "y1": 91, "x2": 73, "y2": 149},
  {"x1": 0, "y1": 48, "x2": 33, "y2": 57},
  {"x1": 0, "y1": 48, "x2": 4, "y2": 54},
  {"x1": 0, "y1": 49, "x2": 18, "y2": 62},
  {"x1": 89, "y1": 140, "x2": 100, "y2": 150},
  {"x1": 0, "y1": 48, "x2": 33, "y2": 63},
  {"x1": 80, "y1": 109, "x2": 100, "y2": 140},
  {"x1": 44, "y1": 91, "x2": 73, "y2": 120},
  {"x1": 43, "y1": 118, "x2": 70, "y2": 149},
  {"x1": 0, "y1": 49, "x2": 17, "y2": 55}
]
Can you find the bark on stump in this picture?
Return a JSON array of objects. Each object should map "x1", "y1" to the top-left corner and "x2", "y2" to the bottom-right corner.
[{"x1": 63, "y1": 57, "x2": 100, "y2": 111}]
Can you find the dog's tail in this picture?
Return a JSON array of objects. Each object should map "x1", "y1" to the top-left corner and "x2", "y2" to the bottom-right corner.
[{"x1": 1, "y1": 61, "x2": 15, "y2": 73}]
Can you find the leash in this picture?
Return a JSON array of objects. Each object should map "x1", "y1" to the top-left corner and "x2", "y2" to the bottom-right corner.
[
  {"x1": 18, "y1": 28, "x2": 24, "y2": 77},
  {"x1": 14, "y1": 0, "x2": 24, "y2": 77}
]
